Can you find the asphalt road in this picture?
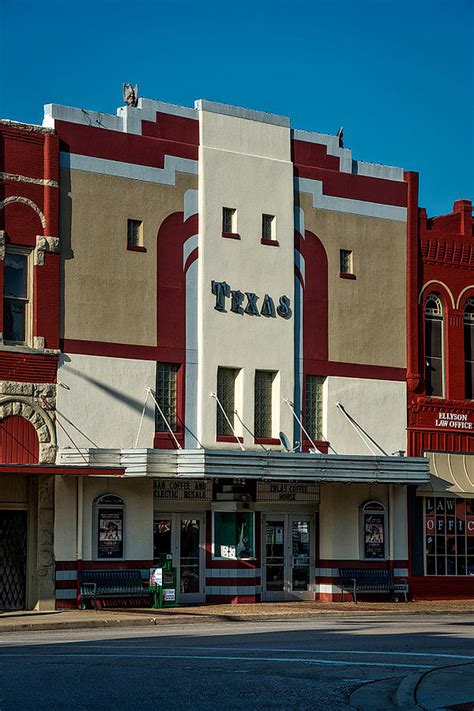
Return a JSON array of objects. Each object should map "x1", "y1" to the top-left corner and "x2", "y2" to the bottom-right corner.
[{"x1": 0, "y1": 615, "x2": 473, "y2": 710}]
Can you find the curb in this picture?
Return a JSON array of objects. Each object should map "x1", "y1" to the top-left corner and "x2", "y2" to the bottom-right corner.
[
  {"x1": 394, "y1": 672, "x2": 423, "y2": 708},
  {"x1": 1, "y1": 608, "x2": 474, "y2": 634}
]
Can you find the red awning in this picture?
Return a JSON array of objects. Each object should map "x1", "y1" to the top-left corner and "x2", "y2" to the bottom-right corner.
[{"x1": 0, "y1": 464, "x2": 124, "y2": 476}]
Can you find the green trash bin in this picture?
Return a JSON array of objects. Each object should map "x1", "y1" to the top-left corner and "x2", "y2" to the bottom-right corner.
[{"x1": 149, "y1": 555, "x2": 178, "y2": 608}]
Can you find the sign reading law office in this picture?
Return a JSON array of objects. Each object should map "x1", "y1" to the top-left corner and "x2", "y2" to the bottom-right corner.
[
  {"x1": 153, "y1": 478, "x2": 212, "y2": 501},
  {"x1": 414, "y1": 407, "x2": 474, "y2": 431}
]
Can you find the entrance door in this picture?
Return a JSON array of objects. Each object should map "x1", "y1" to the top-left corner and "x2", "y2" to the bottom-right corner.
[
  {"x1": 262, "y1": 514, "x2": 314, "y2": 601},
  {"x1": 0, "y1": 511, "x2": 27, "y2": 610},
  {"x1": 153, "y1": 513, "x2": 205, "y2": 604}
]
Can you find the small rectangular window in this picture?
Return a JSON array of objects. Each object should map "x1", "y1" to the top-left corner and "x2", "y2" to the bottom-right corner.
[
  {"x1": 155, "y1": 363, "x2": 179, "y2": 432},
  {"x1": 216, "y1": 367, "x2": 238, "y2": 436},
  {"x1": 213, "y1": 511, "x2": 255, "y2": 559},
  {"x1": 254, "y1": 370, "x2": 276, "y2": 439},
  {"x1": 3, "y1": 250, "x2": 30, "y2": 344},
  {"x1": 262, "y1": 214, "x2": 275, "y2": 241},
  {"x1": 304, "y1": 375, "x2": 325, "y2": 440},
  {"x1": 127, "y1": 219, "x2": 143, "y2": 248},
  {"x1": 340, "y1": 249, "x2": 353, "y2": 274},
  {"x1": 222, "y1": 207, "x2": 237, "y2": 234}
]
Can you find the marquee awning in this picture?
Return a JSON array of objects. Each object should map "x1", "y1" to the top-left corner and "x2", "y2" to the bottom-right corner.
[
  {"x1": 0, "y1": 464, "x2": 124, "y2": 477},
  {"x1": 58, "y1": 448, "x2": 430, "y2": 485},
  {"x1": 418, "y1": 452, "x2": 474, "y2": 495}
]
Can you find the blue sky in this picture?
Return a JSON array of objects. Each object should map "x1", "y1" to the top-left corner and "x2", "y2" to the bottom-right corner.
[{"x1": 1, "y1": 0, "x2": 472, "y2": 215}]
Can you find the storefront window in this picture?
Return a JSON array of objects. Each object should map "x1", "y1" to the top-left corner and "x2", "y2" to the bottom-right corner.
[
  {"x1": 361, "y1": 501, "x2": 386, "y2": 559},
  {"x1": 96, "y1": 495, "x2": 124, "y2": 559},
  {"x1": 213, "y1": 511, "x2": 255, "y2": 559},
  {"x1": 425, "y1": 497, "x2": 474, "y2": 576}
]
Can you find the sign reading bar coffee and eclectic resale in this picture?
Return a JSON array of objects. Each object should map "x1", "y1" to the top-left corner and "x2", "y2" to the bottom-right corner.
[
  {"x1": 153, "y1": 479, "x2": 213, "y2": 501},
  {"x1": 257, "y1": 482, "x2": 320, "y2": 503}
]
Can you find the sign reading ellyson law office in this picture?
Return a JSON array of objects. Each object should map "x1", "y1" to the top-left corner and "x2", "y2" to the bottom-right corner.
[
  {"x1": 153, "y1": 478, "x2": 212, "y2": 501},
  {"x1": 257, "y1": 482, "x2": 320, "y2": 503},
  {"x1": 435, "y1": 412, "x2": 473, "y2": 430}
]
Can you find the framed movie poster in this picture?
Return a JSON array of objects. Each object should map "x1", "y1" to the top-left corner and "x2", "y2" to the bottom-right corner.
[
  {"x1": 98, "y1": 507, "x2": 124, "y2": 558},
  {"x1": 361, "y1": 502, "x2": 386, "y2": 559}
]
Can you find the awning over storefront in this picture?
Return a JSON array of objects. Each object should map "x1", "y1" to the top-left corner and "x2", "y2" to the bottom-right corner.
[
  {"x1": 0, "y1": 464, "x2": 124, "y2": 477},
  {"x1": 418, "y1": 451, "x2": 474, "y2": 495},
  {"x1": 58, "y1": 448, "x2": 430, "y2": 485}
]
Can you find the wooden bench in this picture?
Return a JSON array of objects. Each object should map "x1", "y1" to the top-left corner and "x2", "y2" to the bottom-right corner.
[
  {"x1": 79, "y1": 570, "x2": 149, "y2": 609},
  {"x1": 338, "y1": 568, "x2": 408, "y2": 603}
]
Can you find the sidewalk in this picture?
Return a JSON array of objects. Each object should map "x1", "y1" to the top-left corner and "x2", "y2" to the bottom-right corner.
[{"x1": 1, "y1": 599, "x2": 474, "y2": 634}]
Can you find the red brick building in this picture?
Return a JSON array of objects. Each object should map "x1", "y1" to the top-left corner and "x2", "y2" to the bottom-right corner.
[{"x1": 406, "y1": 170, "x2": 474, "y2": 597}]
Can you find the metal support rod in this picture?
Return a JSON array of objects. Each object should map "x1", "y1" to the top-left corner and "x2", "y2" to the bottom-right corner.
[
  {"x1": 283, "y1": 398, "x2": 321, "y2": 453},
  {"x1": 134, "y1": 388, "x2": 149, "y2": 448},
  {"x1": 147, "y1": 388, "x2": 182, "y2": 450},
  {"x1": 210, "y1": 392, "x2": 245, "y2": 451},
  {"x1": 335, "y1": 402, "x2": 388, "y2": 456}
]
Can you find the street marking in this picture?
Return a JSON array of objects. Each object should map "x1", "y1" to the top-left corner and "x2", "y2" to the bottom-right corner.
[
  {"x1": 52, "y1": 644, "x2": 474, "y2": 662},
  {"x1": 0, "y1": 652, "x2": 433, "y2": 669}
]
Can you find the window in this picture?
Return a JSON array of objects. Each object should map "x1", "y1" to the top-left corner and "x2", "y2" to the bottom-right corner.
[
  {"x1": 425, "y1": 294, "x2": 444, "y2": 397},
  {"x1": 127, "y1": 219, "x2": 143, "y2": 248},
  {"x1": 304, "y1": 375, "x2": 325, "y2": 440},
  {"x1": 262, "y1": 214, "x2": 276, "y2": 241},
  {"x1": 464, "y1": 299, "x2": 474, "y2": 399},
  {"x1": 254, "y1": 370, "x2": 275, "y2": 439},
  {"x1": 361, "y1": 501, "x2": 386, "y2": 559},
  {"x1": 222, "y1": 207, "x2": 237, "y2": 235},
  {"x1": 155, "y1": 363, "x2": 179, "y2": 432},
  {"x1": 3, "y1": 249, "x2": 30, "y2": 344},
  {"x1": 424, "y1": 497, "x2": 474, "y2": 576},
  {"x1": 213, "y1": 511, "x2": 255, "y2": 559},
  {"x1": 339, "y1": 249, "x2": 353, "y2": 274},
  {"x1": 216, "y1": 367, "x2": 238, "y2": 436},
  {"x1": 95, "y1": 494, "x2": 124, "y2": 559}
]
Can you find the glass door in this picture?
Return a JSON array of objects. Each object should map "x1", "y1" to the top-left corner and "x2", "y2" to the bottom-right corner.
[
  {"x1": 289, "y1": 516, "x2": 313, "y2": 600},
  {"x1": 153, "y1": 513, "x2": 205, "y2": 604},
  {"x1": 262, "y1": 514, "x2": 314, "y2": 601},
  {"x1": 179, "y1": 516, "x2": 204, "y2": 604},
  {"x1": 264, "y1": 519, "x2": 286, "y2": 600}
]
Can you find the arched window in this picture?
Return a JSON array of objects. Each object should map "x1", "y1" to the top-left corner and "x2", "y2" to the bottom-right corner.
[
  {"x1": 425, "y1": 294, "x2": 444, "y2": 397},
  {"x1": 464, "y1": 299, "x2": 474, "y2": 400},
  {"x1": 94, "y1": 494, "x2": 124, "y2": 559},
  {"x1": 360, "y1": 501, "x2": 386, "y2": 559}
]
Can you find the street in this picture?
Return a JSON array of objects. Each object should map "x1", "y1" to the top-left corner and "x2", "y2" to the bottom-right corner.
[{"x1": 0, "y1": 615, "x2": 473, "y2": 710}]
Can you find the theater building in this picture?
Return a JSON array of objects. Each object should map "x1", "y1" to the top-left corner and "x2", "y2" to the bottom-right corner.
[
  {"x1": 40, "y1": 95, "x2": 430, "y2": 607},
  {"x1": 406, "y1": 174, "x2": 474, "y2": 598}
]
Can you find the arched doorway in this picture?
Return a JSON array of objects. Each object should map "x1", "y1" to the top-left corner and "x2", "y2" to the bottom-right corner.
[{"x1": 0, "y1": 416, "x2": 39, "y2": 609}]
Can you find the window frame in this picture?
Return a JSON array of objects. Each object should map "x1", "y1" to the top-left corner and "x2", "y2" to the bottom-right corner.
[
  {"x1": 155, "y1": 362, "x2": 180, "y2": 433},
  {"x1": 222, "y1": 207, "x2": 239, "y2": 239},
  {"x1": 464, "y1": 298, "x2": 474, "y2": 400},
  {"x1": 424, "y1": 293, "x2": 445, "y2": 398},
  {"x1": 94, "y1": 494, "x2": 125, "y2": 561},
  {"x1": 261, "y1": 214, "x2": 278, "y2": 246},
  {"x1": 127, "y1": 218, "x2": 146, "y2": 252},
  {"x1": 423, "y1": 495, "x2": 474, "y2": 576},
  {"x1": 304, "y1": 375, "x2": 325, "y2": 442},
  {"x1": 360, "y1": 500, "x2": 387, "y2": 561},
  {"x1": 339, "y1": 249, "x2": 355, "y2": 279},
  {"x1": 3, "y1": 246, "x2": 33, "y2": 346},
  {"x1": 211, "y1": 510, "x2": 256, "y2": 561},
  {"x1": 254, "y1": 370, "x2": 277, "y2": 441},
  {"x1": 216, "y1": 367, "x2": 238, "y2": 438}
]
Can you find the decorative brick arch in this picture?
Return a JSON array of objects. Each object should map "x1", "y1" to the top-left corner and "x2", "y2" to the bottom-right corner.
[
  {"x1": 0, "y1": 196, "x2": 47, "y2": 230},
  {"x1": 0, "y1": 416, "x2": 39, "y2": 463},
  {"x1": 0, "y1": 398, "x2": 56, "y2": 463}
]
